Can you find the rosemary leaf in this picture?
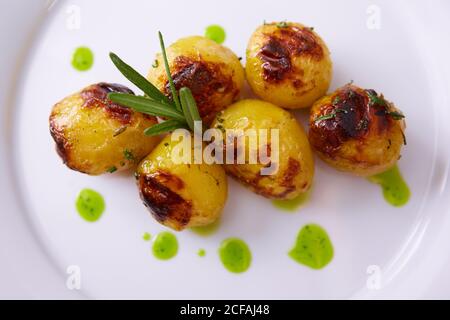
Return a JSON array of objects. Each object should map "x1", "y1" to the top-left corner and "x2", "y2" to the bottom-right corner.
[
  {"x1": 109, "y1": 52, "x2": 172, "y2": 105},
  {"x1": 179, "y1": 89, "x2": 194, "y2": 131},
  {"x1": 108, "y1": 93, "x2": 186, "y2": 122},
  {"x1": 180, "y1": 87, "x2": 201, "y2": 122},
  {"x1": 158, "y1": 32, "x2": 182, "y2": 112},
  {"x1": 144, "y1": 119, "x2": 186, "y2": 136}
]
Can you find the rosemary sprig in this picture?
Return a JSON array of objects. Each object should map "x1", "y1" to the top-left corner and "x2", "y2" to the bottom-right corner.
[
  {"x1": 108, "y1": 32, "x2": 203, "y2": 136},
  {"x1": 158, "y1": 31, "x2": 182, "y2": 112},
  {"x1": 144, "y1": 119, "x2": 186, "y2": 136},
  {"x1": 109, "y1": 52, "x2": 172, "y2": 106},
  {"x1": 108, "y1": 93, "x2": 186, "y2": 122}
]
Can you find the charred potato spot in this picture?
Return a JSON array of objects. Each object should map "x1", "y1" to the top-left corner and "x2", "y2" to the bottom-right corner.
[
  {"x1": 148, "y1": 36, "x2": 245, "y2": 124},
  {"x1": 309, "y1": 84, "x2": 406, "y2": 176},
  {"x1": 211, "y1": 99, "x2": 314, "y2": 200},
  {"x1": 246, "y1": 22, "x2": 332, "y2": 109},
  {"x1": 309, "y1": 86, "x2": 372, "y2": 155},
  {"x1": 280, "y1": 157, "x2": 301, "y2": 190},
  {"x1": 136, "y1": 136, "x2": 228, "y2": 231},
  {"x1": 163, "y1": 56, "x2": 237, "y2": 123},
  {"x1": 49, "y1": 83, "x2": 160, "y2": 175},
  {"x1": 259, "y1": 26, "x2": 323, "y2": 83},
  {"x1": 138, "y1": 171, "x2": 192, "y2": 231},
  {"x1": 226, "y1": 156, "x2": 305, "y2": 199},
  {"x1": 81, "y1": 83, "x2": 134, "y2": 125}
]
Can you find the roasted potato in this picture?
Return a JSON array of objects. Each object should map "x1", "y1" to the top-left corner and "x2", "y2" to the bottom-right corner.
[
  {"x1": 148, "y1": 36, "x2": 245, "y2": 124},
  {"x1": 136, "y1": 135, "x2": 228, "y2": 231},
  {"x1": 246, "y1": 22, "x2": 332, "y2": 109},
  {"x1": 211, "y1": 99, "x2": 314, "y2": 200},
  {"x1": 49, "y1": 83, "x2": 160, "y2": 175},
  {"x1": 309, "y1": 84, "x2": 406, "y2": 176}
]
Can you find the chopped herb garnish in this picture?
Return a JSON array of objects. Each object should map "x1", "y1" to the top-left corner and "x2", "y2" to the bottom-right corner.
[
  {"x1": 107, "y1": 166, "x2": 117, "y2": 173},
  {"x1": 164, "y1": 142, "x2": 169, "y2": 147},
  {"x1": 309, "y1": 27, "x2": 315, "y2": 31},
  {"x1": 332, "y1": 96, "x2": 341, "y2": 105},
  {"x1": 387, "y1": 111, "x2": 405, "y2": 120},
  {"x1": 314, "y1": 108, "x2": 347, "y2": 123},
  {"x1": 314, "y1": 113, "x2": 337, "y2": 122},
  {"x1": 152, "y1": 59, "x2": 159, "y2": 68},
  {"x1": 375, "y1": 109, "x2": 405, "y2": 121},
  {"x1": 124, "y1": 149, "x2": 135, "y2": 161},
  {"x1": 276, "y1": 21, "x2": 289, "y2": 28},
  {"x1": 366, "y1": 89, "x2": 387, "y2": 106}
]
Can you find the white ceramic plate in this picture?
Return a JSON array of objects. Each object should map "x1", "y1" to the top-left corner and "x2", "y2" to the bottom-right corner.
[{"x1": 1, "y1": 0, "x2": 450, "y2": 299}]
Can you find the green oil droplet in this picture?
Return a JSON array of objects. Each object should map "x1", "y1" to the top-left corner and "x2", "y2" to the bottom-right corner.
[
  {"x1": 272, "y1": 190, "x2": 311, "y2": 212},
  {"x1": 190, "y1": 219, "x2": 221, "y2": 237},
  {"x1": 142, "y1": 232, "x2": 151, "y2": 241},
  {"x1": 368, "y1": 165, "x2": 410, "y2": 207},
  {"x1": 72, "y1": 46, "x2": 94, "y2": 71},
  {"x1": 288, "y1": 224, "x2": 334, "y2": 270},
  {"x1": 198, "y1": 249, "x2": 206, "y2": 257},
  {"x1": 75, "y1": 188, "x2": 105, "y2": 222},
  {"x1": 218, "y1": 238, "x2": 251, "y2": 273},
  {"x1": 152, "y1": 232, "x2": 178, "y2": 260},
  {"x1": 205, "y1": 25, "x2": 226, "y2": 44}
]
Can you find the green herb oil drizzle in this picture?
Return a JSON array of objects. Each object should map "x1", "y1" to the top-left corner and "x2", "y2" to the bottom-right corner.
[
  {"x1": 72, "y1": 46, "x2": 94, "y2": 71},
  {"x1": 288, "y1": 224, "x2": 334, "y2": 270},
  {"x1": 75, "y1": 188, "x2": 105, "y2": 222},
  {"x1": 368, "y1": 165, "x2": 410, "y2": 207},
  {"x1": 218, "y1": 238, "x2": 252, "y2": 273},
  {"x1": 152, "y1": 232, "x2": 178, "y2": 260},
  {"x1": 272, "y1": 190, "x2": 311, "y2": 212},
  {"x1": 205, "y1": 25, "x2": 226, "y2": 44}
]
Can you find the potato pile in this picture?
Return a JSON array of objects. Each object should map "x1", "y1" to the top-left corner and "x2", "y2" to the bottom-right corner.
[{"x1": 50, "y1": 22, "x2": 406, "y2": 231}]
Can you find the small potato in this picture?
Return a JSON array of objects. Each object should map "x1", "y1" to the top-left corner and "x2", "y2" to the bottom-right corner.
[
  {"x1": 246, "y1": 22, "x2": 332, "y2": 109},
  {"x1": 309, "y1": 84, "x2": 406, "y2": 176},
  {"x1": 49, "y1": 83, "x2": 160, "y2": 175},
  {"x1": 211, "y1": 99, "x2": 314, "y2": 200},
  {"x1": 136, "y1": 135, "x2": 228, "y2": 231},
  {"x1": 148, "y1": 36, "x2": 245, "y2": 124}
]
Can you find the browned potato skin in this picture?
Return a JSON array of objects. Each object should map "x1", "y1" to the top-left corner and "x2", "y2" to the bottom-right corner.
[
  {"x1": 136, "y1": 135, "x2": 228, "y2": 231},
  {"x1": 246, "y1": 22, "x2": 332, "y2": 109},
  {"x1": 49, "y1": 83, "x2": 160, "y2": 175},
  {"x1": 148, "y1": 36, "x2": 245, "y2": 124},
  {"x1": 309, "y1": 84, "x2": 406, "y2": 176},
  {"x1": 211, "y1": 99, "x2": 314, "y2": 200}
]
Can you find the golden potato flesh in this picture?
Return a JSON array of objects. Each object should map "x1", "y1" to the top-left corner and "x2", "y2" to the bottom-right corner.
[
  {"x1": 136, "y1": 135, "x2": 228, "y2": 231},
  {"x1": 309, "y1": 84, "x2": 406, "y2": 176},
  {"x1": 49, "y1": 83, "x2": 160, "y2": 175},
  {"x1": 211, "y1": 99, "x2": 314, "y2": 200},
  {"x1": 147, "y1": 36, "x2": 245, "y2": 124},
  {"x1": 246, "y1": 22, "x2": 332, "y2": 109}
]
